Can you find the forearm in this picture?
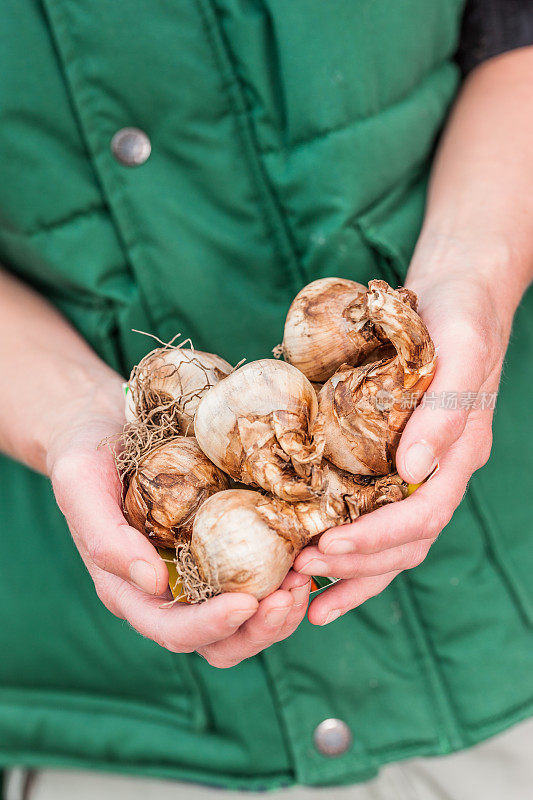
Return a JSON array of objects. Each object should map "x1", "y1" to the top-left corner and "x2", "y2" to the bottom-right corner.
[
  {"x1": 408, "y1": 46, "x2": 533, "y2": 324},
  {"x1": 304, "y1": 51, "x2": 533, "y2": 619},
  {"x1": 0, "y1": 269, "x2": 123, "y2": 474},
  {"x1": 0, "y1": 279, "x2": 303, "y2": 653}
]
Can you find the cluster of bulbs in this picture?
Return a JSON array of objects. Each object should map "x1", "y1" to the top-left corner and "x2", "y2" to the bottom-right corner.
[{"x1": 120, "y1": 279, "x2": 436, "y2": 602}]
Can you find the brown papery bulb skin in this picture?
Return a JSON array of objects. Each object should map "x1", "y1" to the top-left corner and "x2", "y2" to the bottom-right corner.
[
  {"x1": 184, "y1": 489, "x2": 310, "y2": 600},
  {"x1": 317, "y1": 281, "x2": 437, "y2": 475},
  {"x1": 345, "y1": 280, "x2": 435, "y2": 386},
  {"x1": 330, "y1": 469, "x2": 408, "y2": 523},
  {"x1": 293, "y1": 463, "x2": 408, "y2": 538},
  {"x1": 279, "y1": 277, "x2": 387, "y2": 382},
  {"x1": 194, "y1": 359, "x2": 325, "y2": 502},
  {"x1": 125, "y1": 346, "x2": 233, "y2": 434},
  {"x1": 124, "y1": 437, "x2": 230, "y2": 548},
  {"x1": 179, "y1": 475, "x2": 408, "y2": 602}
]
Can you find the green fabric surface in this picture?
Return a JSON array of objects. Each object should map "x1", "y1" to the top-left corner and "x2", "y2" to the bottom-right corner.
[{"x1": 0, "y1": 0, "x2": 532, "y2": 789}]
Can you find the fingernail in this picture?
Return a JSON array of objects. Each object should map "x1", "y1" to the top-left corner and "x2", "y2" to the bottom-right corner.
[
  {"x1": 403, "y1": 441, "x2": 437, "y2": 483},
  {"x1": 324, "y1": 539, "x2": 354, "y2": 555},
  {"x1": 298, "y1": 558, "x2": 328, "y2": 575},
  {"x1": 321, "y1": 609, "x2": 342, "y2": 626},
  {"x1": 426, "y1": 462, "x2": 440, "y2": 482},
  {"x1": 265, "y1": 604, "x2": 292, "y2": 627},
  {"x1": 291, "y1": 581, "x2": 311, "y2": 607},
  {"x1": 227, "y1": 608, "x2": 255, "y2": 627},
  {"x1": 130, "y1": 560, "x2": 158, "y2": 594}
]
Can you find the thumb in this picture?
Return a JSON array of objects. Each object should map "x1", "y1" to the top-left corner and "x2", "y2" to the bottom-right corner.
[
  {"x1": 396, "y1": 338, "x2": 489, "y2": 484},
  {"x1": 51, "y1": 450, "x2": 169, "y2": 595}
]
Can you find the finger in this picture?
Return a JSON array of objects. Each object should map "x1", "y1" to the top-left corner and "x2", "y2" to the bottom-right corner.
[
  {"x1": 199, "y1": 585, "x2": 305, "y2": 668},
  {"x1": 277, "y1": 570, "x2": 312, "y2": 635},
  {"x1": 318, "y1": 425, "x2": 481, "y2": 557},
  {"x1": 201, "y1": 590, "x2": 294, "y2": 666},
  {"x1": 294, "y1": 539, "x2": 432, "y2": 580},
  {"x1": 92, "y1": 567, "x2": 259, "y2": 651},
  {"x1": 307, "y1": 571, "x2": 400, "y2": 626},
  {"x1": 232, "y1": 576, "x2": 310, "y2": 645},
  {"x1": 279, "y1": 569, "x2": 311, "y2": 593},
  {"x1": 396, "y1": 326, "x2": 493, "y2": 484},
  {"x1": 52, "y1": 450, "x2": 169, "y2": 595}
]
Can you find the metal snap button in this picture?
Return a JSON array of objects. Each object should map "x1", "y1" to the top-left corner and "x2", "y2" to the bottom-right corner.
[
  {"x1": 111, "y1": 127, "x2": 151, "y2": 166},
  {"x1": 313, "y1": 718, "x2": 352, "y2": 757}
]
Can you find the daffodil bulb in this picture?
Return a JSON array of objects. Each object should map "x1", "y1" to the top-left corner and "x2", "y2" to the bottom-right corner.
[
  {"x1": 125, "y1": 344, "x2": 233, "y2": 434},
  {"x1": 175, "y1": 474, "x2": 408, "y2": 602},
  {"x1": 176, "y1": 489, "x2": 310, "y2": 601},
  {"x1": 194, "y1": 359, "x2": 325, "y2": 502},
  {"x1": 124, "y1": 437, "x2": 230, "y2": 548},
  {"x1": 316, "y1": 281, "x2": 436, "y2": 475},
  {"x1": 278, "y1": 277, "x2": 388, "y2": 382}
]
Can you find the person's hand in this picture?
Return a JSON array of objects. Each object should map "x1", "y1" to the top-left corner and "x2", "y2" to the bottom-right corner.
[
  {"x1": 47, "y1": 381, "x2": 310, "y2": 667},
  {"x1": 294, "y1": 273, "x2": 508, "y2": 625}
]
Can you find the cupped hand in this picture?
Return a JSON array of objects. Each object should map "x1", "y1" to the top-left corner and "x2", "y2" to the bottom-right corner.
[
  {"x1": 47, "y1": 381, "x2": 310, "y2": 667},
  {"x1": 294, "y1": 274, "x2": 509, "y2": 625}
]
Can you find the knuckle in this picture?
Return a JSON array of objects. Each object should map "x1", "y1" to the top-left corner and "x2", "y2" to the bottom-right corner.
[
  {"x1": 413, "y1": 497, "x2": 435, "y2": 534},
  {"x1": 159, "y1": 639, "x2": 193, "y2": 654},
  {"x1": 358, "y1": 532, "x2": 394, "y2": 555},
  {"x1": 451, "y1": 319, "x2": 490, "y2": 362},
  {"x1": 246, "y1": 631, "x2": 274, "y2": 649},
  {"x1": 438, "y1": 409, "x2": 467, "y2": 448},
  {"x1": 406, "y1": 541, "x2": 431, "y2": 570},
  {"x1": 50, "y1": 451, "x2": 89, "y2": 497},
  {"x1": 339, "y1": 557, "x2": 364, "y2": 578},
  {"x1": 103, "y1": 580, "x2": 131, "y2": 620},
  {"x1": 148, "y1": 615, "x2": 187, "y2": 653},
  {"x1": 50, "y1": 456, "x2": 77, "y2": 509},
  {"x1": 94, "y1": 584, "x2": 122, "y2": 619},
  {"x1": 475, "y1": 432, "x2": 493, "y2": 470},
  {"x1": 87, "y1": 535, "x2": 113, "y2": 572},
  {"x1": 427, "y1": 503, "x2": 452, "y2": 539},
  {"x1": 415, "y1": 498, "x2": 449, "y2": 539},
  {"x1": 428, "y1": 505, "x2": 450, "y2": 538}
]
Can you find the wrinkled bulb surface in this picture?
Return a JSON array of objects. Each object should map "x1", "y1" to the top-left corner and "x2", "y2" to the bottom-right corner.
[
  {"x1": 317, "y1": 281, "x2": 436, "y2": 475},
  {"x1": 124, "y1": 437, "x2": 230, "y2": 548},
  {"x1": 180, "y1": 489, "x2": 310, "y2": 600},
  {"x1": 194, "y1": 359, "x2": 324, "y2": 502},
  {"x1": 176, "y1": 475, "x2": 408, "y2": 602}
]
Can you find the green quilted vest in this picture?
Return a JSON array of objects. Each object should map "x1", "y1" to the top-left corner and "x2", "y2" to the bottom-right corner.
[{"x1": 1, "y1": 0, "x2": 532, "y2": 789}]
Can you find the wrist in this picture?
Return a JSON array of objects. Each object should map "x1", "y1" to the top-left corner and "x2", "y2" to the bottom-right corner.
[
  {"x1": 37, "y1": 363, "x2": 124, "y2": 477},
  {"x1": 406, "y1": 226, "x2": 519, "y2": 339}
]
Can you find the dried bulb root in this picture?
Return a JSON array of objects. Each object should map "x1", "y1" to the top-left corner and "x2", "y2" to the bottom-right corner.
[
  {"x1": 124, "y1": 437, "x2": 230, "y2": 548},
  {"x1": 278, "y1": 277, "x2": 387, "y2": 382},
  {"x1": 194, "y1": 360, "x2": 325, "y2": 502},
  {"x1": 125, "y1": 340, "x2": 233, "y2": 434},
  {"x1": 173, "y1": 544, "x2": 216, "y2": 603},
  {"x1": 117, "y1": 340, "x2": 234, "y2": 479}
]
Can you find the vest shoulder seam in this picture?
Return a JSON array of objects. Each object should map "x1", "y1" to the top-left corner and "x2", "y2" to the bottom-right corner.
[{"x1": 258, "y1": 58, "x2": 459, "y2": 158}]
